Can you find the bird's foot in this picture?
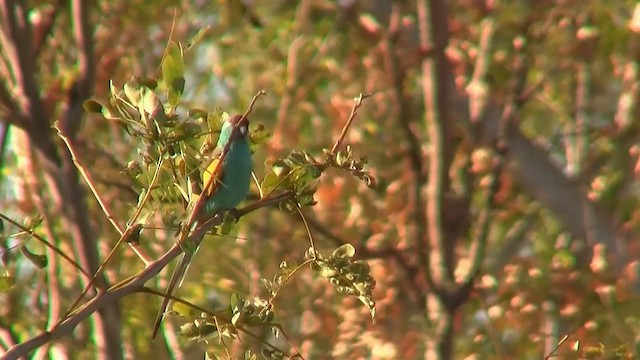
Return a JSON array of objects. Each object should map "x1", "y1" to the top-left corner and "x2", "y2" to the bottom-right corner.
[{"x1": 227, "y1": 208, "x2": 241, "y2": 223}]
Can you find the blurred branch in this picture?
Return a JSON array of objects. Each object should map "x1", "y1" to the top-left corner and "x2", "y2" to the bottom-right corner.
[
  {"x1": 380, "y1": 4, "x2": 430, "y2": 300},
  {"x1": 31, "y1": 1, "x2": 62, "y2": 58},
  {"x1": 0, "y1": 123, "x2": 10, "y2": 188},
  {"x1": 486, "y1": 206, "x2": 539, "y2": 274},
  {"x1": 272, "y1": 0, "x2": 309, "y2": 155},
  {"x1": 566, "y1": 61, "x2": 589, "y2": 175},
  {"x1": 417, "y1": 0, "x2": 454, "y2": 291},
  {"x1": 456, "y1": 42, "x2": 531, "y2": 300},
  {"x1": 467, "y1": 18, "x2": 495, "y2": 126},
  {"x1": 24, "y1": 147, "x2": 65, "y2": 359},
  {"x1": 459, "y1": 39, "x2": 632, "y2": 276},
  {"x1": 0, "y1": 0, "x2": 46, "y2": 135},
  {"x1": 0, "y1": 81, "x2": 26, "y2": 128},
  {"x1": 0, "y1": 322, "x2": 19, "y2": 358},
  {"x1": 59, "y1": 0, "x2": 95, "y2": 137}
]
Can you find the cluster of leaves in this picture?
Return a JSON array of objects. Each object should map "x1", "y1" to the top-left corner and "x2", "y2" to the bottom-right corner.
[
  {"x1": 261, "y1": 150, "x2": 322, "y2": 210},
  {"x1": 261, "y1": 246, "x2": 376, "y2": 323},
  {"x1": 83, "y1": 42, "x2": 274, "y2": 233},
  {"x1": 309, "y1": 244, "x2": 376, "y2": 319},
  {"x1": 261, "y1": 145, "x2": 375, "y2": 212},
  {"x1": 323, "y1": 145, "x2": 376, "y2": 188},
  {"x1": 169, "y1": 293, "x2": 299, "y2": 359},
  {"x1": 172, "y1": 293, "x2": 275, "y2": 341}
]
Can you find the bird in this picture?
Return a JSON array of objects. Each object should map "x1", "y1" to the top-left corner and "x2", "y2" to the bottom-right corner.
[{"x1": 151, "y1": 114, "x2": 253, "y2": 339}]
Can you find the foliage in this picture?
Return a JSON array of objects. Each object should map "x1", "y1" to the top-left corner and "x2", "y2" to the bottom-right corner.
[
  {"x1": 81, "y1": 40, "x2": 377, "y2": 357},
  {"x1": 1, "y1": 0, "x2": 640, "y2": 359}
]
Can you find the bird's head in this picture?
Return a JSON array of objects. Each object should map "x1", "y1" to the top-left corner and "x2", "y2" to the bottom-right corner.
[{"x1": 219, "y1": 114, "x2": 249, "y2": 146}]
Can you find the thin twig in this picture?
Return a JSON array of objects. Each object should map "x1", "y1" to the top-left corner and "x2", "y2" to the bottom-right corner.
[
  {"x1": 544, "y1": 334, "x2": 569, "y2": 360},
  {"x1": 329, "y1": 92, "x2": 371, "y2": 155},
  {"x1": 60, "y1": 158, "x2": 165, "y2": 323},
  {"x1": 240, "y1": 89, "x2": 267, "y2": 121},
  {"x1": 295, "y1": 205, "x2": 316, "y2": 254},
  {"x1": 55, "y1": 126, "x2": 151, "y2": 264}
]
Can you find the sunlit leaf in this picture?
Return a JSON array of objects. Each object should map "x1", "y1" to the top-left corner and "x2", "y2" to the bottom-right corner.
[
  {"x1": 20, "y1": 246, "x2": 47, "y2": 268},
  {"x1": 186, "y1": 26, "x2": 211, "y2": 51},
  {"x1": 162, "y1": 42, "x2": 185, "y2": 109},
  {"x1": 332, "y1": 244, "x2": 355, "y2": 258},
  {"x1": 0, "y1": 276, "x2": 15, "y2": 292}
]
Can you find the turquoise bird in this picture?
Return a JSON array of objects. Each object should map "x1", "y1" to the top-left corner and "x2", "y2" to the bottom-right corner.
[{"x1": 152, "y1": 114, "x2": 252, "y2": 339}]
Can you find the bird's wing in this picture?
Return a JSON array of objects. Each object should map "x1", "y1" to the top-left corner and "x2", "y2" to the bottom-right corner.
[{"x1": 201, "y1": 157, "x2": 223, "y2": 198}]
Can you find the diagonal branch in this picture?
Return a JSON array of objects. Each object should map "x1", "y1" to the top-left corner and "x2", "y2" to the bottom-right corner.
[{"x1": 2, "y1": 190, "x2": 295, "y2": 360}]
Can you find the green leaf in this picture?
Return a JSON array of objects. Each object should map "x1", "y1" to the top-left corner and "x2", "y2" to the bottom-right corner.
[
  {"x1": 230, "y1": 293, "x2": 241, "y2": 312},
  {"x1": 0, "y1": 276, "x2": 15, "y2": 292},
  {"x1": 188, "y1": 108, "x2": 209, "y2": 120},
  {"x1": 248, "y1": 123, "x2": 271, "y2": 145},
  {"x1": 83, "y1": 99, "x2": 104, "y2": 113},
  {"x1": 20, "y1": 246, "x2": 47, "y2": 268},
  {"x1": 168, "y1": 77, "x2": 185, "y2": 110},
  {"x1": 162, "y1": 42, "x2": 185, "y2": 108},
  {"x1": 24, "y1": 214, "x2": 43, "y2": 229},
  {"x1": 136, "y1": 77, "x2": 158, "y2": 90},
  {"x1": 261, "y1": 171, "x2": 283, "y2": 195},
  {"x1": 186, "y1": 26, "x2": 210, "y2": 51},
  {"x1": 332, "y1": 244, "x2": 355, "y2": 258},
  {"x1": 124, "y1": 79, "x2": 144, "y2": 107},
  {"x1": 171, "y1": 301, "x2": 198, "y2": 318},
  {"x1": 141, "y1": 88, "x2": 166, "y2": 123}
]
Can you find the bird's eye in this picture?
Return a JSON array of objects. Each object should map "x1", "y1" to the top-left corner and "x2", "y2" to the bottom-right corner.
[{"x1": 239, "y1": 124, "x2": 247, "y2": 135}]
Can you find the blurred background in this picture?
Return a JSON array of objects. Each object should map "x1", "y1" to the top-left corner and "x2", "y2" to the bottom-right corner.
[{"x1": 1, "y1": 0, "x2": 640, "y2": 359}]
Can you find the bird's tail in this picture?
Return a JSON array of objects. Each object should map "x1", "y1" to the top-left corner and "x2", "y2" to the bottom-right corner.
[{"x1": 151, "y1": 230, "x2": 203, "y2": 339}]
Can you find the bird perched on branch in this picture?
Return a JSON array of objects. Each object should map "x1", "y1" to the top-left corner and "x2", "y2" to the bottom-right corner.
[{"x1": 152, "y1": 114, "x2": 253, "y2": 339}]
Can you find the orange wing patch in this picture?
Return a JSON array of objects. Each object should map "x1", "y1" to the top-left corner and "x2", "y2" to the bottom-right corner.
[{"x1": 202, "y1": 158, "x2": 224, "y2": 198}]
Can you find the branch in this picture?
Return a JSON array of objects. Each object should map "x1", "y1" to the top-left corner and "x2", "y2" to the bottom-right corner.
[
  {"x1": 31, "y1": 1, "x2": 62, "y2": 58},
  {"x1": 1, "y1": 191, "x2": 294, "y2": 360},
  {"x1": 56, "y1": 127, "x2": 151, "y2": 264},
  {"x1": 328, "y1": 92, "x2": 371, "y2": 156},
  {"x1": 0, "y1": 0, "x2": 46, "y2": 133},
  {"x1": 380, "y1": 3, "x2": 430, "y2": 297},
  {"x1": 59, "y1": 0, "x2": 95, "y2": 137},
  {"x1": 417, "y1": 0, "x2": 455, "y2": 291}
]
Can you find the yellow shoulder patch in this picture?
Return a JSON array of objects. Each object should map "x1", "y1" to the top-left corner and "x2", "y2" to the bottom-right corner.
[{"x1": 202, "y1": 158, "x2": 222, "y2": 197}]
